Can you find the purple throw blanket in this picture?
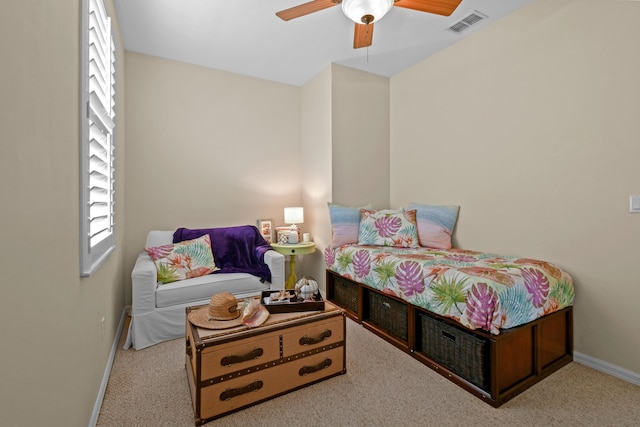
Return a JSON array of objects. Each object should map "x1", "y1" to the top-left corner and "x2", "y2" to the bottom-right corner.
[{"x1": 173, "y1": 225, "x2": 273, "y2": 283}]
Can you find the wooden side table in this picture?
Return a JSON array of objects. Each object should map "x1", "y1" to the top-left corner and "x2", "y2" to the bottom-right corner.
[{"x1": 270, "y1": 242, "x2": 316, "y2": 289}]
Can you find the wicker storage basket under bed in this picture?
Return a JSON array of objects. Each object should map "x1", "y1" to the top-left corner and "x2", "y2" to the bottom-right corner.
[
  {"x1": 332, "y1": 276, "x2": 359, "y2": 314},
  {"x1": 419, "y1": 312, "x2": 489, "y2": 390},
  {"x1": 367, "y1": 291, "x2": 408, "y2": 341}
]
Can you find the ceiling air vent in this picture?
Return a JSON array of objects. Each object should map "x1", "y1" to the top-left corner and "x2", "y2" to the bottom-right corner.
[{"x1": 448, "y1": 11, "x2": 488, "y2": 33}]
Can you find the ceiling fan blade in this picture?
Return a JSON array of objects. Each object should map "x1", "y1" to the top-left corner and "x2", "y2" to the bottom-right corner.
[
  {"x1": 393, "y1": 0, "x2": 462, "y2": 16},
  {"x1": 353, "y1": 23, "x2": 373, "y2": 49},
  {"x1": 276, "y1": 0, "x2": 339, "y2": 21}
]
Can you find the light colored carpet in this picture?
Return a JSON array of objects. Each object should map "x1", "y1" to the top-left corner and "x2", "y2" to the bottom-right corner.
[{"x1": 97, "y1": 318, "x2": 640, "y2": 426}]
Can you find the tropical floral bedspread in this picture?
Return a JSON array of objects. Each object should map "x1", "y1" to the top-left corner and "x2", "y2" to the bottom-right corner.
[{"x1": 324, "y1": 245, "x2": 574, "y2": 334}]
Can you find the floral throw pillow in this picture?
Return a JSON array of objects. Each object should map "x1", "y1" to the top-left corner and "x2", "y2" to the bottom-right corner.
[
  {"x1": 145, "y1": 234, "x2": 218, "y2": 284},
  {"x1": 357, "y1": 209, "x2": 420, "y2": 248}
]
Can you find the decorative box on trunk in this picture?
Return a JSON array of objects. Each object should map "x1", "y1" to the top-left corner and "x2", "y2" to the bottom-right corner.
[
  {"x1": 185, "y1": 301, "x2": 346, "y2": 425},
  {"x1": 261, "y1": 290, "x2": 324, "y2": 313}
]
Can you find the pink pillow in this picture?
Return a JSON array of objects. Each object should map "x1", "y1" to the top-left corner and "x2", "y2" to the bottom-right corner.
[
  {"x1": 407, "y1": 203, "x2": 459, "y2": 249},
  {"x1": 328, "y1": 203, "x2": 372, "y2": 246}
]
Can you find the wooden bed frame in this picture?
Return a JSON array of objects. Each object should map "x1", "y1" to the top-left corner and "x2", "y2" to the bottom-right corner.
[{"x1": 326, "y1": 270, "x2": 573, "y2": 407}]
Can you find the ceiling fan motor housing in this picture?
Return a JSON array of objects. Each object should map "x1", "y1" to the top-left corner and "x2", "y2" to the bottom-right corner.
[
  {"x1": 342, "y1": 0, "x2": 394, "y2": 24},
  {"x1": 275, "y1": 0, "x2": 463, "y2": 49}
]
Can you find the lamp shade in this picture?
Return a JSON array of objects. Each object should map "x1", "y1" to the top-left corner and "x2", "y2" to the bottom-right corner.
[
  {"x1": 342, "y1": 0, "x2": 394, "y2": 24},
  {"x1": 284, "y1": 207, "x2": 304, "y2": 224}
]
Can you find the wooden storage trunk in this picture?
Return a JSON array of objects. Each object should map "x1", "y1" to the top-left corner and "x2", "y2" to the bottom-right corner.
[
  {"x1": 185, "y1": 301, "x2": 346, "y2": 425},
  {"x1": 326, "y1": 270, "x2": 573, "y2": 407}
]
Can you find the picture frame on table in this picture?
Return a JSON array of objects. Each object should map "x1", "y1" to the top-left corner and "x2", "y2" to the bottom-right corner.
[{"x1": 257, "y1": 219, "x2": 273, "y2": 243}]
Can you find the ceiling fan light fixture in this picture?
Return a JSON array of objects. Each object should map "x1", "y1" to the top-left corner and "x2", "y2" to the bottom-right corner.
[{"x1": 342, "y1": 0, "x2": 394, "y2": 24}]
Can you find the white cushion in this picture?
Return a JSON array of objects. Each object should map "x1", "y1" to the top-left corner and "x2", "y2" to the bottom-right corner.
[{"x1": 155, "y1": 272, "x2": 270, "y2": 308}]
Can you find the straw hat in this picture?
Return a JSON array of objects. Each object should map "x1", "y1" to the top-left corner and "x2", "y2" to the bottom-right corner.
[{"x1": 188, "y1": 292, "x2": 244, "y2": 329}]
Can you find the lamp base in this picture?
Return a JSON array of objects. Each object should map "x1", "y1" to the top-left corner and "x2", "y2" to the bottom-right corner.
[{"x1": 288, "y1": 224, "x2": 300, "y2": 243}]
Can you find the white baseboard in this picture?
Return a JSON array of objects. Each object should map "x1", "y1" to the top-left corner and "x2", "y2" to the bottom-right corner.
[
  {"x1": 88, "y1": 306, "x2": 128, "y2": 427},
  {"x1": 574, "y1": 351, "x2": 640, "y2": 386}
]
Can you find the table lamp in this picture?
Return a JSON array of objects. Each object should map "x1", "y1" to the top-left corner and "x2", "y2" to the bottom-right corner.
[{"x1": 284, "y1": 207, "x2": 303, "y2": 243}]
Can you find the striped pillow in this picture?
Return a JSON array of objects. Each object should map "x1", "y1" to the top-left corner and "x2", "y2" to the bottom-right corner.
[
  {"x1": 407, "y1": 203, "x2": 459, "y2": 249},
  {"x1": 328, "y1": 203, "x2": 372, "y2": 246}
]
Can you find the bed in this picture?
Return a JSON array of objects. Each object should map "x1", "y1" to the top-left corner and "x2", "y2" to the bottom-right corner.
[
  {"x1": 324, "y1": 245, "x2": 574, "y2": 335},
  {"x1": 323, "y1": 203, "x2": 574, "y2": 407}
]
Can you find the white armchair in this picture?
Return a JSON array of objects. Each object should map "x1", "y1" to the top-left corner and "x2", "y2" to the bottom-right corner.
[{"x1": 124, "y1": 230, "x2": 285, "y2": 350}]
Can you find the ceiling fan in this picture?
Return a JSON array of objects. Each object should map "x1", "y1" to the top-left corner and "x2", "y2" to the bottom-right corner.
[{"x1": 276, "y1": 0, "x2": 463, "y2": 49}]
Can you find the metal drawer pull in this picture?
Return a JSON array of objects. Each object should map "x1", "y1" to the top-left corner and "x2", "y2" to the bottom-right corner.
[
  {"x1": 382, "y1": 302, "x2": 391, "y2": 309},
  {"x1": 220, "y1": 347, "x2": 264, "y2": 366},
  {"x1": 299, "y1": 358, "x2": 332, "y2": 376},
  {"x1": 299, "y1": 329, "x2": 332, "y2": 346},
  {"x1": 219, "y1": 380, "x2": 263, "y2": 401}
]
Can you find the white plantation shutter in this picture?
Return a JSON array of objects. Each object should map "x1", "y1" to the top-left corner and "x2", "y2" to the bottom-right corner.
[{"x1": 81, "y1": 0, "x2": 116, "y2": 276}]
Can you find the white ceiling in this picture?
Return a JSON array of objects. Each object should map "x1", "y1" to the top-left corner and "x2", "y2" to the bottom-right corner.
[{"x1": 114, "y1": 0, "x2": 532, "y2": 87}]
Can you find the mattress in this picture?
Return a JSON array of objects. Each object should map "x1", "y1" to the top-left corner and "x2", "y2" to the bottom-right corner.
[{"x1": 324, "y1": 244, "x2": 574, "y2": 334}]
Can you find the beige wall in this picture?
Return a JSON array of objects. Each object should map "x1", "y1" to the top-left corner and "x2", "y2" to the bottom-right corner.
[
  {"x1": 300, "y1": 64, "x2": 390, "y2": 290},
  {"x1": 123, "y1": 52, "x2": 302, "y2": 296},
  {"x1": 332, "y1": 64, "x2": 390, "y2": 211},
  {"x1": 0, "y1": 0, "x2": 127, "y2": 425},
  {"x1": 1, "y1": 2, "x2": 637, "y2": 424},
  {"x1": 301, "y1": 66, "x2": 333, "y2": 288},
  {"x1": 391, "y1": 0, "x2": 640, "y2": 373}
]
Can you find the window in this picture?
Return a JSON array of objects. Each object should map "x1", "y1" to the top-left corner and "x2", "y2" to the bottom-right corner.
[{"x1": 80, "y1": 0, "x2": 116, "y2": 276}]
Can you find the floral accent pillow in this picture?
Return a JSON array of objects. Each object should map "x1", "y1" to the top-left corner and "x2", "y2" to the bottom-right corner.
[
  {"x1": 145, "y1": 234, "x2": 219, "y2": 284},
  {"x1": 328, "y1": 202, "x2": 372, "y2": 246},
  {"x1": 407, "y1": 203, "x2": 459, "y2": 249},
  {"x1": 357, "y1": 209, "x2": 420, "y2": 248}
]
